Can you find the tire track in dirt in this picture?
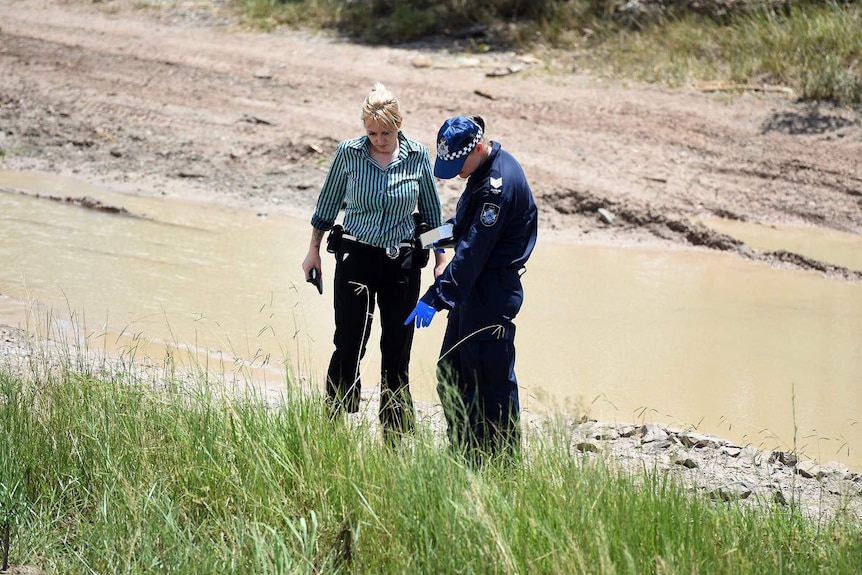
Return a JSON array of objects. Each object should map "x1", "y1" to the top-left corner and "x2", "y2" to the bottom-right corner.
[{"x1": 2, "y1": 0, "x2": 860, "y2": 279}]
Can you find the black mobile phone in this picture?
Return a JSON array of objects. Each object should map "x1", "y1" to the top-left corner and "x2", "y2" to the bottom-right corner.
[{"x1": 307, "y1": 268, "x2": 323, "y2": 295}]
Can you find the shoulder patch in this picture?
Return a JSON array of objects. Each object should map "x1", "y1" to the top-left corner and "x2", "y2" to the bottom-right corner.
[{"x1": 480, "y1": 203, "x2": 500, "y2": 227}]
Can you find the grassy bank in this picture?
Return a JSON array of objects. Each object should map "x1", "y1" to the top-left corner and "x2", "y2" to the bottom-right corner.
[
  {"x1": 2, "y1": 351, "x2": 861, "y2": 574},
  {"x1": 235, "y1": 0, "x2": 862, "y2": 105}
]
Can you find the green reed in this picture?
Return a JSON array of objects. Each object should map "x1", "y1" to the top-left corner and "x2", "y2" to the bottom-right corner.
[{"x1": 1, "y1": 347, "x2": 860, "y2": 574}]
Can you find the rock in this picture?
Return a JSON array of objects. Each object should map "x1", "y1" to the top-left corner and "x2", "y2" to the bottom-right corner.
[
  {"x1": 675, "y1": 456, "x2": 699, "y2": 469},
  {"x1": 589, "y1": 423, "x2": 621, "y2": 441},
  {"x1": 641, "y1": 424, "x2": 668, "y2": 444},
  {"x1": 769, "y1": 451, "x2": 798, "y2": 467},
  {"x1": 709, "y1": 483, "x2": 752, "y2": 502},
  {"x1": 796, "y1": 460, "x2": 821, "y2": 479},
  {"x1": 412, "y1": 55, "x2": 433, "y2": 68},
  {"x1": 675, "y1": 430, "x2": 725, "y2": 449},
  {"x1": 597, "y1": 207, "x2": 616, "y2": 224},
  {"x1": 576, "y1": 442, "x2": 599, "y2": 453},
  {"x1": 739, "y1": 446, "x2": 763, "y2": 465},
  {"x1": 720, "y1": 446, "x2": 743, "y2": 457},
  {"x1": 819, "y1": 461, "x2": 850, "y2": 478}
]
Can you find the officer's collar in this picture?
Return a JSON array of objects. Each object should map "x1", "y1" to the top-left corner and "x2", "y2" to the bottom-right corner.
[{"x1": 468, "y1": 141, "x2": 500, "y2": 182}]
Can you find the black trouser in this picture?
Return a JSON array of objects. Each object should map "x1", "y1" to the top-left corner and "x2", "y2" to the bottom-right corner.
[{"x1": 326, "y1": 239, "x2": 421, "y2": 435}]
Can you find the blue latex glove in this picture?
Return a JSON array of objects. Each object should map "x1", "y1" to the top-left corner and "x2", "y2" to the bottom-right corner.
[{"x1": 404, "y1": 301, "x2": 436, "y2": 328}]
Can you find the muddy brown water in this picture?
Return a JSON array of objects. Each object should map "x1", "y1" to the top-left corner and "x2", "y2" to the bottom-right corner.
[{"x1": 2, "y1": 170, "x2": 862, "y2": 469}]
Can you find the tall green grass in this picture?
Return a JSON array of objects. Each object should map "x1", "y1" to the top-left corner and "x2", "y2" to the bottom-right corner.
[
  {"x1": 235, "y1": 0, "x2": 862, "y2": 105},
  {"x1": 2, "y1": 347, "x2": 861, "y2": 574},
  {"x1": 585, "y1": 2, "x2": 862, "y2": 104},
  {"x1": 235, "y1": 0, "x2": 340, "y2": 32}
]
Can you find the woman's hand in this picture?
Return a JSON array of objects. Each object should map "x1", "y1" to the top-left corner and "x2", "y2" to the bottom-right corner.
[
  {"x1": 302, "y1": 227, "x2": 325, "y2": 280},
  {"x1": 302, "y1": 250, "x2": 322, "y2": 281}
]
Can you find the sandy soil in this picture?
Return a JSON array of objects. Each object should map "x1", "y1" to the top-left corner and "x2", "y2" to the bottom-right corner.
[{"x1": 2, "y1": 0, "x2": 861, "y2": 280}]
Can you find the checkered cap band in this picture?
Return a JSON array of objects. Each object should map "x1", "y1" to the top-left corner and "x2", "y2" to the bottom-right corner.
[{"x1": 439, "y1": 127, "x2": 483, "y2": 161}]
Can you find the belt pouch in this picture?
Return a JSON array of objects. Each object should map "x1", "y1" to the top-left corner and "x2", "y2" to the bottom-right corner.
[
  {"x1": 412, "y1": 213, "x2": 431, "y2": 269},
  {"x1": 326, "y1": 225, "x2": 344, "y2": 254}
]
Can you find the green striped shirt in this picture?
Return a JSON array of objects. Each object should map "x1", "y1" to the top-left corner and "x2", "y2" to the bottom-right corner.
[{"x1": 310, "y1": 132, "x2": 443, "y2": 248}]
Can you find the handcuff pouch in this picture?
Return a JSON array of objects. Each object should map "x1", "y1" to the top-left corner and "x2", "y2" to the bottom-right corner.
[
  {"x1": 326, "y1": 225, "x2": 343, "y2": 254},
  {"x1": 412, "y1": 213, "x2": 430, "y2": 269}
]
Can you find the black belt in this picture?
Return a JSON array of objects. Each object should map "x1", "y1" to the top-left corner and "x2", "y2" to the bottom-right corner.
[{"x1": 342, "y1": 234, "x2": 413, "y2": 260}]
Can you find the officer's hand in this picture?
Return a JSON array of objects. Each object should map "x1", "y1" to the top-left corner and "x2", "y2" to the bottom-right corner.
[{"x1": 404, "y1": 301, "x2": 436, "y2": 328}]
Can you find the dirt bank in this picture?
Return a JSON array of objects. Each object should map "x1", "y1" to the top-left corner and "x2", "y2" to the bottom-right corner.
[{"x1": 2, "y1": 0, "x2": 861, "y2": 279}]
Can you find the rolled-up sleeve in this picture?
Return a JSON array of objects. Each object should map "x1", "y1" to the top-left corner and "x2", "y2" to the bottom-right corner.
[{"x1": 310, "y1": 143, "x2": 349, "y2": 231}]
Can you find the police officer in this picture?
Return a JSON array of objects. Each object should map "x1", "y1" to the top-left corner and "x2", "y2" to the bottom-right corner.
[{"x1": 405, "y1": 115, "x2": 538, "y2": 462}]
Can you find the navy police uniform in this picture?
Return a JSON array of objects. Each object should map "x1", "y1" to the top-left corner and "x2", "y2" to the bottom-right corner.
[{"x1": 420, "y1": 141, "x2": 538, "y2": 458}]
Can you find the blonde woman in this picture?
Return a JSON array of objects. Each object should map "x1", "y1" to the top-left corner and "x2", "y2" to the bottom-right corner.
[{"x1": 302, "y1": 83, "x2": 445, "y2": 444}]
